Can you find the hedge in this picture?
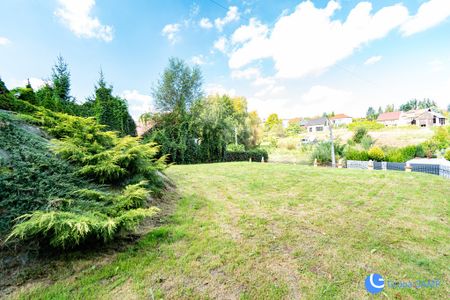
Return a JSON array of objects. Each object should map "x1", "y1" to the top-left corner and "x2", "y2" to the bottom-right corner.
[
  {"x1": 344, "y1": 148, "x2": 369, "y2": 161},
  {"x1": 224, "y1": 148, "x2": 269, "y2": 162}
]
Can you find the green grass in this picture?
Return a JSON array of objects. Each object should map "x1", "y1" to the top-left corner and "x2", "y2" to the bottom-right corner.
[{"x1": 8, "y1": 163, "x2": 450, "y2": 299}]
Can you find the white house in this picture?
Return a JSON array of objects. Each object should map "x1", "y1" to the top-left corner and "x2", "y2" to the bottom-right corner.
[
  {"x1": 377, "y1": 111, "x2": 404, "y2": 126},
  {"x1": 305, "y1": 117, "x2": 329, "y2": 133},
  {"x1": 330, "y1": 114, "x2": 352, "y2": 126}
]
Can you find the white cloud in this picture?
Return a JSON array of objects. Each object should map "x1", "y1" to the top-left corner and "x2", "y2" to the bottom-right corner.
[
  {"x1": 254, "y1": 85, "x2": 285, "y2": 98},
  {"x1": 364, "y1": 55, "x2": 382, "y2": 65},
  {"x1": 228, "y1": 19, "x2": 272, "y2": 68},
  {"x1": 231, "y1": 18, "x2": 268, "y2": 44},
  {"x1": 190, "y1": 55, "x2": 206, "y2": 65},
  {"x1": 121, "y1": 90, "x2": 154, "y2": 120},
  {"x1": 251, "y1": 75, "x2": 285, "y2": 97},
  {"x1": 55, "y1": 0, "x2": 113, "y2": 42},
  {"x1": 214, "y1": 6, "x2": 240, "y2": 31},
  {"x1": 26, "y1": 78, "x2": 46, "y2": 90},
  {"x1": 162, "y1": 23, "x2": 181, "y2": 44},
  {"x1": 199, "y1": 18, "x2": 213, "y2": 29},
  {"x1": 4, "y1": 77, "x2": 46, "y2": 90},
  {"x1": 213, "y1": 36, "x2": 228, "y2": 53},
  {"x1": 248, "y1": 85, "x2": 355, "y2": 119},
  {"x1": 231, "y1": 67, "x2": 260, "y2": 79},
  {"x1": 401, "y1": 0, "x2": 450, "y2": 36},
  {"x1": 229, "y1": 1, "x2": 409, "y2": 78},
  {"x1": 0, "y1": 37, "x2": 11, "y2": 45},
  {"x1": 205, "y1": 83, "x2": 236, "y2": 97}
]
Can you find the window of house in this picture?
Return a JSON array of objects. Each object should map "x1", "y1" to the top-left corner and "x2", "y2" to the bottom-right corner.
[{"x1": 316, "y1": 126, "x2": 323, "y2": 131}]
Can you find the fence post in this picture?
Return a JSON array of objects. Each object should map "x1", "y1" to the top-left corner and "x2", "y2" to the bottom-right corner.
[
  {"x1": 261, "y1": 156, "x2": 264, "y2": 163},
  {"x1": 382, "y1": 161, "x2": 387, "y2": 171},
  {"x1": 368, "y1": 160, "x2": 373, "y2": 171},
  {"x1": 405, "y1": 162, "x2": 412, "y2": 172},
  {"x1": 337, "y1": 159, "x2": 343, "y2": 168},
  {"x1": 249, "y1": 157, "x2": 252, "y2": 163},
  {"x1": 313, "y1": 158, "x2": 318, "y2": 167}
]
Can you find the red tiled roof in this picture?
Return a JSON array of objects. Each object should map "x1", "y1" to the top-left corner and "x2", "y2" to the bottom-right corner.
[
  {"x1": 377, "y1": 111, "x2": 401, "y2": 121},
  {"x1": 330, "y1": 114, "x2": 351, "y2": 119}
]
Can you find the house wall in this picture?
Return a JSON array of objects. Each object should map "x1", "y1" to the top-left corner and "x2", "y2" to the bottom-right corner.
[
  {"x1": 379, "y1": 119, "x2": 399, "y2": 126},
  {"x1": 307, "y1": 125, "x2": 327, "y2": 132},
  {"x1": 333, "y1": 118, "x2": 352, "y2": 126}
]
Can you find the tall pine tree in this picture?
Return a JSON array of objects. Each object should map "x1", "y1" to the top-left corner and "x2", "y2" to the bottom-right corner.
[
  {"x1": 93, "y1": 71, "x2": 136, "y2": 136},
  {"x1": 52, "y1": 55, "x2": 71, "y2": 103}
]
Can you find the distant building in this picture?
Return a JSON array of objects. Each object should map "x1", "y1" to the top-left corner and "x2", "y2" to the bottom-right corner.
[
  {"x1": 136, "y1": 120, "x2": 154, "y2": 136},
  {"x1": 330, "y1": 114, "x2": 352, "y2": 126},
  {"x1": 377, "y1": 111, "x2": 403, "y2": 126},
  {"x1": 401, "y1": 108, "x2": 446, "y2": 127},
  {"x1": 377, "y1": 109, "x2": 446, "y2": 127},
  {"x1": 305, "y1": 117, "x2": 329, "y2": 133}
]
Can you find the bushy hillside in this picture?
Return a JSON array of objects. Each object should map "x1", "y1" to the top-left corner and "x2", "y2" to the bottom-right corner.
[
  {"x1": 0, "y1": 98, "x2": 167, "y2": 248},
  {"x1": 0, "y1": 111, "x2": 90, "y2": 233}
]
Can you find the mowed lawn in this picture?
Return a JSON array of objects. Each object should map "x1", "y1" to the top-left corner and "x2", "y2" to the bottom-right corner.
[{"x1": 10, "y1": 163, "x2": 450, "y2": 299}]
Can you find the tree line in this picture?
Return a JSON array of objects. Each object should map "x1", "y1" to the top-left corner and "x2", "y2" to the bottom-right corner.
[{"x1": 1, "y1": 55, "x2": 136, "y2": 136}]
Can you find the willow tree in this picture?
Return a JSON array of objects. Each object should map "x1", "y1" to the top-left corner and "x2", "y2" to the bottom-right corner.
[{"x1": 147, "y1": 58, "x2": 203, "y2": 163}]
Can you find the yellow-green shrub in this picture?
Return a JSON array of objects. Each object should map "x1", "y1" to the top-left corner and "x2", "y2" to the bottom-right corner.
[{"x1": 368, "y1": 146, "x2": 385, "y2": 161}]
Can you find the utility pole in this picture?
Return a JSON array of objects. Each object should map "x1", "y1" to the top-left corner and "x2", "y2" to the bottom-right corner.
[{"x1": 327, "y1": 117, "x2": 336, "y2": 168}]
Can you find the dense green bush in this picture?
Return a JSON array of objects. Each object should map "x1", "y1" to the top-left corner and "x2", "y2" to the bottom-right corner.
[
  {"x1": 6, "y1": 181, "x2": 159, "y2": 248},
  {"x1": 431, "y1": 126, "x2": 450, "y2": 149},
  {"x1": 360, "y1": 135, "x2": 374, "y2": 150},
  {"x1": 0, "y1": 112, "x2": 88, "y2": 233},
  {"x1": 384, "y1": 145, "x2": 422, "y2": 162},
  {"x1": 352, "y1": 127, "x2": 368, "y2": 143},
  {"x1": 1, "y1": 106, "x2": 166, "y2": 248},
  {"x1": 224, "y1": 148, "x2": 268, "y2": 162},
  {"x1": 226, "y1": 144, "x2": 245, "y2": 152},
  {"x1": 310, "y1": 141, "x2": 344, "y2": 165},
  {"x1": 445, "y1": 149, "x2": 450, "y2": 161},
  {"x1": 368, "y1": 146, "x2": 385, "y2": 161},
  {"x1": 344, "y1": 148, "x2": 369, "y2": 161}
]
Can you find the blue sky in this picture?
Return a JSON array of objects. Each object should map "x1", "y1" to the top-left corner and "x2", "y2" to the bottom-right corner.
[{"x1": 1, "y1": 0, "x2": 450, "y2": 119}]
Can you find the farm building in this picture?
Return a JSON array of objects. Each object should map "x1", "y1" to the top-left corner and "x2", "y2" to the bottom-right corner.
[
  {"x1": 377, "y1": 109, "x2": 446, "y2": 127},
  {"x1": 401, "y1": 108, "x2": 446, "y2": 127}
]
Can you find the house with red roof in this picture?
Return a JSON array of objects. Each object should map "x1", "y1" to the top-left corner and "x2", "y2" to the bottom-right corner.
[
  {"x1": 377, "y1": 111, "x2": 403, "y2": 126},
  {"x1": 377, "y1": 109, "x2": 447, "y2": 127},
  {"x1": 329, "y1": 114, "x2": 352, "y2": 126}
]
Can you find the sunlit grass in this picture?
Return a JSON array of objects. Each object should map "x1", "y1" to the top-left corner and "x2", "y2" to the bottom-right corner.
[{"x1": 11, "y1": 163, "x2": 450, "y2": 299}]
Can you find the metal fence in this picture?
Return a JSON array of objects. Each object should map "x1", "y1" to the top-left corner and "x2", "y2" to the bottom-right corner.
[
  {"x1": 411, "y1": 164, "x2": 440, "y2": 175},
  {"x1": 346, "y1": 160, "x2": 449, "y2": 179},
  {"x1": 440, "y1": 165, "x2": 450, "y2": 178},
  {"x1": 386, "y1": 162, "x2": 406, "y2": 172},
  {"x1": 346, "y1": 160, "x2": 368, "y2": 169}
]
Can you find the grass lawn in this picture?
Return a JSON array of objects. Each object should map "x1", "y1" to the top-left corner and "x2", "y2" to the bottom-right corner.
[{"x1": 8, "y1": 163, "x2": 450, "y2": 299}]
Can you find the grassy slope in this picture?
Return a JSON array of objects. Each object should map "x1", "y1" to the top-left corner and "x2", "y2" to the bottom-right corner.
[{"x1": 10, "y1": 163, "x2": 450, "y2": 299}]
